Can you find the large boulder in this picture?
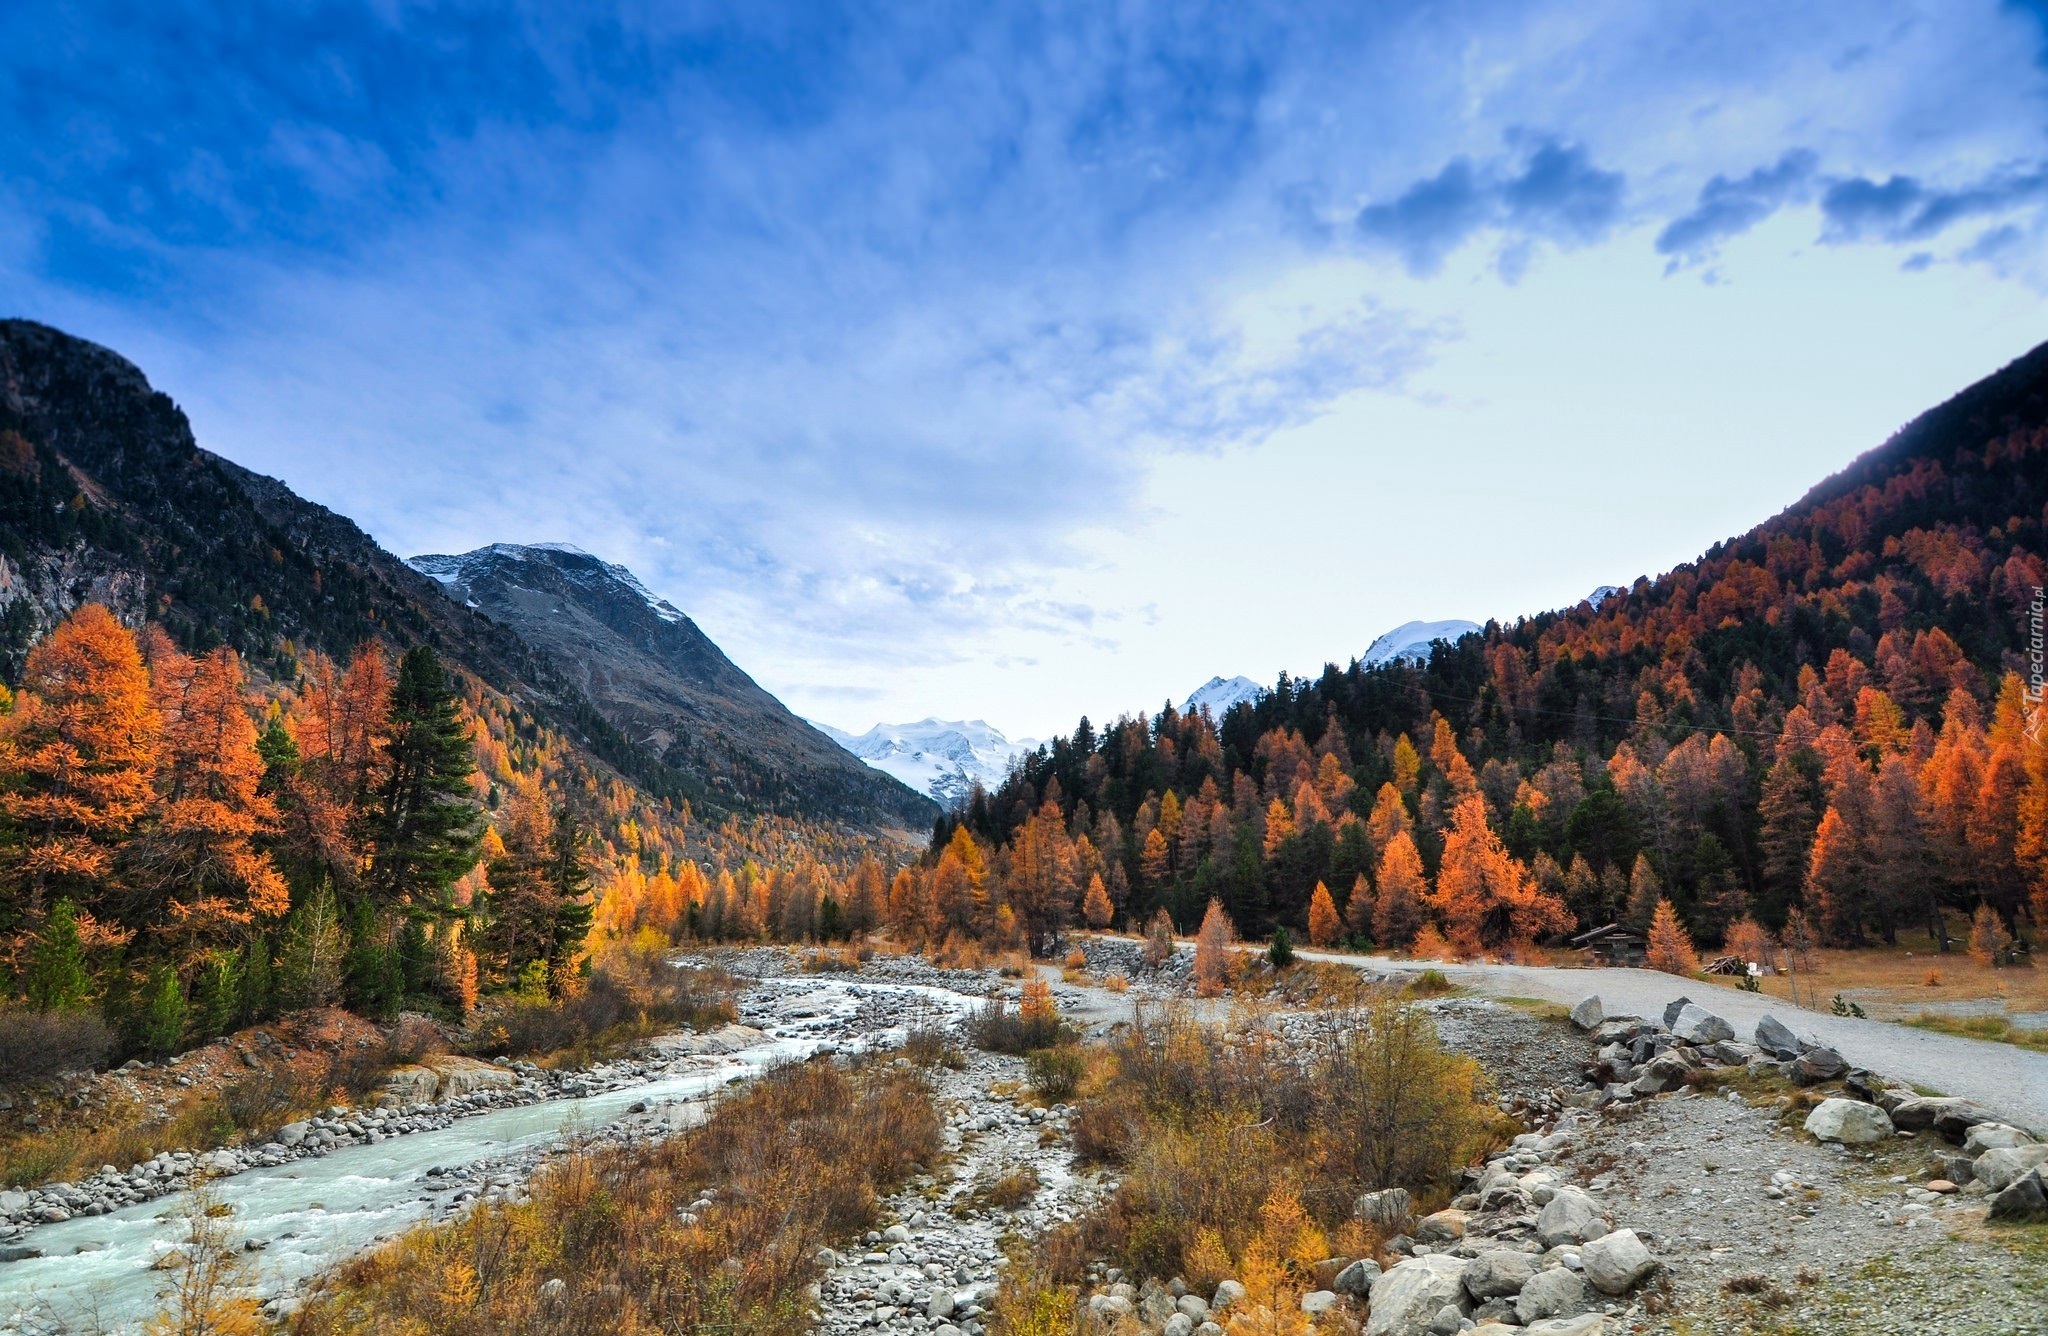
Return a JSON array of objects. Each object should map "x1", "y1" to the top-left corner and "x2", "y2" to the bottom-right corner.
[
  {"x1": 1803, "y1": 1098, "x2": 1895, "y2": 1145},
  {"x1": 423, "y1": 1055, "x2": 517, "y2": 1098},
  {"x1": 1669, "y1": 1003, "x2": 1734, "y2": 1046},
  {"x1": 1788, "y1": 1047, "x2": 1847, "y2": 1085},
  {"x1": 1462, "y1": 1251, "x2": 1538, "y2": 1301},
  {"x1": 1535, "y1": 1188, "x2": 1609, "y2": 1249},
  {"x1": 1661, "y1": 997, "x2": 1693, "y2": 1027},
  {"x1": 1413, "y1": 1209, "x2": 1467, "y2": 1243},
  {"x1": 1753, "y1": 1014, "x2": 1800, "y2": 1060},
  {"x1": 1579, "y1": 1229, "x2": 1657, "y2": 1295},
  {"x1": 1630, "y1": 1053, "x2": 1694, "y2": 1095},
  {"x1": 1333, "y1": 1259, "x2": 1380, "y2": 1296},
  {"x1": 1354, "y1": 1187, "x2": 1412, "y2": 1228},
  {"x1": 380, "y1": 1065, "x2": 441, "y2": 1105},
  {"x1": 1365, "y1": 1255, "x2": 1470, "y2": 1336},
  {"x1": 1569, "y1": 996, "x2": 1605, "y2": 1031},
  {"x1": 1962, "y1": 1123, "x2": 2038, "y2": 1156},
  {"x1": 1972, "y1": 1145, "x2": 2048, "y2": 1193},
  {"x1": 1890, "y1": 1096, "x2": 1998, "y2": 1142},
  {"x1": 1989, "y1": 1169, "x2": 2048, "y2": 1221},
  {"x1": 1515, "y1": 1267, "x2": 1588, "y2": 1323}
]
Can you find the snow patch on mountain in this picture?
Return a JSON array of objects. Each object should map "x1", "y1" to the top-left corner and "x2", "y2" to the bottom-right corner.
[
  {"x1": 408, "y1": 543, "x2": 686, "y2": 625},
  {"x1": 1586, "y1": 584, "x2": 1625, "y2": 609},
  {"x1": 814, "y1": 718, "x2": 1041, "y2": 809},
  {"x1": 1360, "y1": 618, "x2": 1482, "y2": 667},
  {"x1": 1181, "y1": 675, "x2": 1264, "y2": 717}
]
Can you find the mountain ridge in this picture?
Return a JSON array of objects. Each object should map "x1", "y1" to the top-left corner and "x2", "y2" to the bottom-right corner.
[{"x1": 0, "y1": 318, "x2": 931, "y2": 832}]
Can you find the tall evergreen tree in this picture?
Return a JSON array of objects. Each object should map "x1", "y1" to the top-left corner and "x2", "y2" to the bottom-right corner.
[
  {"x1": 24, "y1": 897, "x2": 92, "y2": 1010},
  {"x1": 367, "y1": 647, "x2": 481, "y2": 911}
]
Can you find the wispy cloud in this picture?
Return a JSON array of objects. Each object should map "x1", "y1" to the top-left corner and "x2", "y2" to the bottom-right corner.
[{"x1": 1353, "y1": 136, "x2": 1625, "y2": 279}]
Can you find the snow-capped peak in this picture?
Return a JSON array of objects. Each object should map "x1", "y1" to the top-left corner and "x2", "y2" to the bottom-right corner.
[
  {"x1": 1360, "y1": 618, "x2": 1482, "y2": 667},
  {"x1": 1181, "y1": 675, "x2": 1263, "y2": 717},
  {"x1": 407, "y1": 543, "x2": 686, "y2": 625},
  {"x1": 1586, "y1": 584, "x2": 1624, "y2": 609},
  {"x1": 813, "y1": 717, "x2": 1040, "y2": 809}
]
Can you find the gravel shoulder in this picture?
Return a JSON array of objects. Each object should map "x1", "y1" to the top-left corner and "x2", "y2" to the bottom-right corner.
[{"x1": 1291, "y1": 949, "x2": 2048, "y2": 1135}]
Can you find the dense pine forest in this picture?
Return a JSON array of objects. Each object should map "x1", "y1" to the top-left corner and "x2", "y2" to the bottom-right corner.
[{"x1": 906, "y1": 341, "x2": 2048, "y2": 961}]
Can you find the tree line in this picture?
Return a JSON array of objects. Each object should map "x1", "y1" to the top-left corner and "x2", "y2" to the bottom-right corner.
[{"x1": 0, "y1": 604, "x2": 592, "y2": 1056}]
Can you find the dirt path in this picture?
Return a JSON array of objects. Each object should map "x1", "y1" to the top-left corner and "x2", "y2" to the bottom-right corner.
[{"x1": 1292, "y1": 948, "x2": 2048, "y2": 1134}]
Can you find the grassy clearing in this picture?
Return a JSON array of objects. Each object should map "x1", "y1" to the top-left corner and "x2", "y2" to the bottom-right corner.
[
  {"x1": 1693, "y1": 927, "x2": 2048, "y2": 1019},
  {"x1": 1901, "y1": 1011, "x2": 2048, "y2": 1053},
  {"x1": 291, "y1": 1057, "x2": 941, "y2": 1336},
  {"x1": 1007, "y1": 998, "x2": 1506, "y2": 1333}
]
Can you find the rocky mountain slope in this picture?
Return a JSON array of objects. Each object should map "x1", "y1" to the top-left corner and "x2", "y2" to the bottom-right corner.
[
  {"x1": 409, "y1": 543, "x2": 933, "y2": 827},
  {"x1": 0, "y1": 318, "x2": 931, "y2": 831}
]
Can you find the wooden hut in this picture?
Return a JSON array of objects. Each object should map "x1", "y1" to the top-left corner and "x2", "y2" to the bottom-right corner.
[{"x1": 1571, "y1": 922, "x2": 1648, "y2": 967}]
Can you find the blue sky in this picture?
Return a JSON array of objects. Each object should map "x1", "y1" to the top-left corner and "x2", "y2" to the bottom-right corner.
[{"x1": 5, "y1": 2, "x2": 2047, "y2": 739}]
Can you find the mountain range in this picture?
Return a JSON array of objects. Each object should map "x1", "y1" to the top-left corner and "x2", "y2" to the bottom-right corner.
[
  {"x1": 813, "y1": 718, "x2": 1040, "y2": 809},
  {"x1": 0, "y1": 319, "x2": 934, "y2": 833}
]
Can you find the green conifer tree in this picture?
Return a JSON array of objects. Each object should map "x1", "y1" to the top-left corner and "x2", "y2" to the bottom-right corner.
[
  {"x1": 367, "y1": 647, "x2": 482, "y2": 911},
  {"x1": 24, "y1": 899, "x2": 93, "y2": 1011},
  {"x1": 139, "y1": 966, "x2": 187, "y2": 1058}
]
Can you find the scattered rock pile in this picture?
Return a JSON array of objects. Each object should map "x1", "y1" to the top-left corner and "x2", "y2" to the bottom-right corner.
[{"x1": 1567, "y1": 993, "x2": 2048, "y2": 1223}]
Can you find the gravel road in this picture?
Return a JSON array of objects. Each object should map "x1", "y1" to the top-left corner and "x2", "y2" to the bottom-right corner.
[{"x1": 1296, "y1": 949, "x2": 2048, "y2": 1134}]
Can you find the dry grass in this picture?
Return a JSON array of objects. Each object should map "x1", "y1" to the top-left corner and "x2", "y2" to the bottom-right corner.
[
  {"x1": 0, "y1": 1027, "x2": 390, "y2": 1188},
  {"x1": 1053, "y1": 1000, "x2": 1501, "y2": 1287},
  {"x1": 292, "y1": 1058, "x2": 941, "y2": 1336},
  {"x1": 1696, "y1": 929, "x2": 2048, "y2": 1021},
  {"x1": 1904, "y1": 1012, "x2": 2048, "y2": 1052},
  {"x1": 466, "y1": 950, "x2": 736, "y2": 1066}
]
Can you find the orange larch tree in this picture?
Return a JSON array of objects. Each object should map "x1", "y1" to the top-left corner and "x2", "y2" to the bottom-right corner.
[
  {"x1": 1644, "y1": 897, "x2": 1700, "y2": 975},
  {"x1": 0, "y1": 604, "x2": 160, "y2": 926},
  {"x1": 1371, "y1": 831, "x2": 1428, "y2": 950},
  {"x1": 1429, "y1": 794, "x2": 1573, "y2": 957},
  {"x1": 1193, "y1": 897, "x2": 1234, "y2": 997},
  {"x1": 128, "y1": 644, "x2": 287, "y2": 958},
  {"x1": 1081, "y1": 872, "x2": 1114, "y2": 929},
  {"x1": 1306, "y1": 880, "x2": 1340, "y2": 947}
]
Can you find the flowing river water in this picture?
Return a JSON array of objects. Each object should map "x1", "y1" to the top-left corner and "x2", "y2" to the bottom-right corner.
[{"x1": 0, "y1": 976, "x2": 982, "y2": 1335}]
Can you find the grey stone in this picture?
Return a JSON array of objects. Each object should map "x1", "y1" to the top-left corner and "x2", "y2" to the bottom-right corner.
[
  {"x1": 1535, "y1": 1188, "x2": 1609, "y2": 1249},
  {"x1": 1630, "y1": 1052, "x2": 1694, "y2": 1095},
  {"x1": 1803, "y1": 1098, "x2": 1894, "y2": 1145},
  {"x1": 928, "y1": 1290, "x2": 957, "y2": 1320},
  {"x1": 1414, "y1": 1208, "x2": 1467, "y2": 1243},
  {"x1": 1523, "y1": 1318, "x2": 1609, "y2": 1336},
  {"x1": 1088, "y1": 1295, "x2": 1134, "y2": 1322},
  {"x1": 1661, "y1": 997, "x2": 1693, "y2": 1027},
  {"x1": 1333, "y1": 1259, "x2": 1381, "y2": 1295},
  {"x1": 1516, "y1": 1267, "x2": 1588, "y2": 1323},
  {"x1": 1299, "y1": 1291, "x2": 1338, "y2": 1316},
  {"x1": 537, "y1": 1278, "x2": 566, "y2": 1302},
  {"x1": 883, "y1": 1224, "x2": 913, "y2": 1244},
  {"x1": 1354, "y1": 1186, "x2": 1412, "y2": 1228},
  {"x1": 1962, "y1": 1123, "x2": 2037, "y2": 1155},
  {"x1": 1176, "y1": 1294, "x2": 1211, "y2": 1321},
  {"x1": 1579, "y1": 1229, "x2": 1657, "y2": 1296},
  {"x1": 1972, "y1": 1145, "x2": 2048, "y2": 1192},
  {"x1": 1211, "y1": 1281, "x2": 1246, "y2": 1314},
  {"x1": 1989, "y1": 1169, "x2": 2048, "y2": 1221},
  {"x1": 1670, "y1": 1003, "x2": 1734, "y2": 1046},
  {"x1": 1164, "y1": 1314, "x2": 1194, "y2": 1336},
  {"x1": 1426, "y1": 1304, "x2": 1463, "y2": 1336},
  {"x1": 1753, "y1": 1014, "x2": 1799, "y2": 1060},
  {"x1": 1366, "y1": 1255, "x2": 1470, "y2": 1336},
  {"x1": 1463, "y1": 1250, "x2": 1538, "y2": 1300},
  {"x1": 1789, "y1": 1047, "x2": 1847, "y2": 1085},
  {"x1": 277, "y1": 1121, "x2": 309, "y2": 1147},
  {"x1": 1569, "y1": 996, "x2": 1604, "y2": 1030}
]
